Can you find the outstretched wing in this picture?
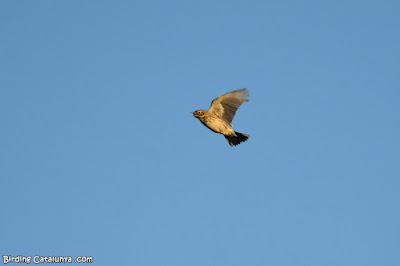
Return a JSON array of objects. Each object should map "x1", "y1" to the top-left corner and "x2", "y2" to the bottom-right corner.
[{"x1": 208, "y1": 88, "x2": 249, "y2": 128}]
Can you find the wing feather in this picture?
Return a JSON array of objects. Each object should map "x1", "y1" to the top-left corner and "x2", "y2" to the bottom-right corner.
[{"x1": 208, "y1": 88, "x2": 249, "y2": 127}]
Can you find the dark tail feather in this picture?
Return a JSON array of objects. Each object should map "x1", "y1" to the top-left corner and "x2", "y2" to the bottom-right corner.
[{"x1": 225, "y1": 131, "x2": 250, "y2": 146}]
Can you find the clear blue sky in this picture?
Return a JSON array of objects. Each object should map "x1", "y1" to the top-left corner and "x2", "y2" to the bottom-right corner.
[{"x1": 1, "y1": 1, "x2": 399, "y2": 265}]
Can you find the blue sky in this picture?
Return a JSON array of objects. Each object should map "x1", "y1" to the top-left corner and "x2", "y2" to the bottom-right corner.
[{"x1": 1, "y1": 1, "x2": 399, "y2": 265}]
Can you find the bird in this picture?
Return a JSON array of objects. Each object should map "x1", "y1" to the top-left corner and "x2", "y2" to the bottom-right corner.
[{"x1": 192, "y1": 88, "x2": 250, "y2": 146}]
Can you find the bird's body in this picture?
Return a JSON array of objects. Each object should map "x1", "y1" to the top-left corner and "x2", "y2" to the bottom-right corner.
[
  {"x1": 193, "y1": 88, "x2": 250, "y2": 146},
  {"x1": 195, "y1": 110, "x2": 232, "y2": 134}
]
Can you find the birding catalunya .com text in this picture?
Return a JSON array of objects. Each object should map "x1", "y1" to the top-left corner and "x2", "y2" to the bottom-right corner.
[{"x1": 2, "y1": 254, "x2": 93, "y2": 264}]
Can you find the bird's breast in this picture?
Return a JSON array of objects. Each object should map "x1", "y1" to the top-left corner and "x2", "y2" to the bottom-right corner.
[{"x1": 201, "y1": 116, "x2": 231, "y2": 134}]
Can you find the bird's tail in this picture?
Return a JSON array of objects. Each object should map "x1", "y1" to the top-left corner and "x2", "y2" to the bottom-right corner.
[{"x1": 225, "y1": 131, "x2": 250, "y2": 146}]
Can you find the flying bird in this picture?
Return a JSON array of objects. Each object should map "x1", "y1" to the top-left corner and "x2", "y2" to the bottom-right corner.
[{"x1": 192, "y1": 88, "x2": 250, "y2": 146}]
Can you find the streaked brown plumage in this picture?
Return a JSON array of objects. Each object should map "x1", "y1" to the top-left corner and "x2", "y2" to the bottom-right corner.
[{"x1": 192, "y1": 88, "x2": 250, "y2": 146}]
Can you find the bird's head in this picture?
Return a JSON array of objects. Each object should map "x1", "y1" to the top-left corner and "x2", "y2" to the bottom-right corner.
[{"x1": 192, "y1": 110, "x2": 206, "y2": 118}]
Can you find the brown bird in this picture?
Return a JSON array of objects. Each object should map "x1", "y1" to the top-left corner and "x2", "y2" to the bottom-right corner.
[{"x1": 192, "y1": 88, "x2": 250, "y2": 146}]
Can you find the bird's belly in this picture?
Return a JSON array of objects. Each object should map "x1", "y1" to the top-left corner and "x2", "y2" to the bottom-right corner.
[{"x1": 202, "y1": 120, "x2": 230, "y2": 134}]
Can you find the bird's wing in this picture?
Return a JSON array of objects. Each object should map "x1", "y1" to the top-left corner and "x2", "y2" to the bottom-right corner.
[{"x1": 208, "y1": 88, "x2": 249, "y2": 128}]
